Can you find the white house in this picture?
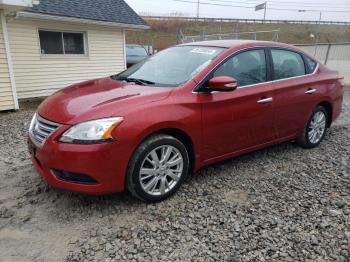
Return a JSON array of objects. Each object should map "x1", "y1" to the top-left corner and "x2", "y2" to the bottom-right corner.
[{"x1": 0, "y1": 0, "x2": 148, "y2": 111}]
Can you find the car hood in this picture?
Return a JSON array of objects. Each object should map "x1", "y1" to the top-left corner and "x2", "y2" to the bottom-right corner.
[{"x1": 38, "y1": 77, "x2": 172, "y2": 124}]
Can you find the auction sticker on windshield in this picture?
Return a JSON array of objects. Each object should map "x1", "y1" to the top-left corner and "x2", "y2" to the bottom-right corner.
[{"x1": 190, "y1": 48, "x2": 218, "y2": 55}]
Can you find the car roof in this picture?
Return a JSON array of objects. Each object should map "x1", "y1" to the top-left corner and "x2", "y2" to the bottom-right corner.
[
  {"x1": 126, "y1": 44, "x2": 145, "y2": 47},
  {"x1": 180, "y1": 40, "x2": 292, "y2": 49}
]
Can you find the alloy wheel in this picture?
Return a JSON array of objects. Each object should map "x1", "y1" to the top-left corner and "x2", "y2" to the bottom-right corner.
[
  {"x1": 308, "y1": 111, "x2": 327, "y2": 144},
  {"x1": 139, "y1": 145, "x2": 184, "y2": 196}
]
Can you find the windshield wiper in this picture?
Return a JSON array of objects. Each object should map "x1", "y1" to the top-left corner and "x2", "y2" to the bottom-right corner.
[
  {"x1": 127, "y1": 78, "x2": 155, "y2": 85},
  {"x1": 113, "y1": 76, "x2": 155, "y2": 86}
]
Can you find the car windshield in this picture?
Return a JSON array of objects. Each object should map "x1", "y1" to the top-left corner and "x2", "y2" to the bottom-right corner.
[
  {"x1": 115, "y1": 45, "x2": 226, "y2": 87},
  {"x1": 126, "y1": 45, "x2": 148, "y2": 56}
]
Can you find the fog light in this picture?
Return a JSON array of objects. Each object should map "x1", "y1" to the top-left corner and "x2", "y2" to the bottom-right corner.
[{"x1": 52, "y1": 170, "x2": 98, "y2": 184}]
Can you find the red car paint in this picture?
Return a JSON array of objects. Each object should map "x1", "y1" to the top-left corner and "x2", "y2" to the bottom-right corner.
[{"x1": 30, "y1": 40, "x2": 344, "y2": 195}]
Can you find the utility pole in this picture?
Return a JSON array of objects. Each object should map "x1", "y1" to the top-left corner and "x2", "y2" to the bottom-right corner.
[
  {"x1": 197, "y1": 0, "x2": 200, "y2": 18},
  {"x1": 263, "y1": 1, "x2": 267, "y2": 21}
]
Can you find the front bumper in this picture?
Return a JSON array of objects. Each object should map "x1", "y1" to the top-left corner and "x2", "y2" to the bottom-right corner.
[{"x1": 29, "y1": 134, "x2": 132, "y2": 195}]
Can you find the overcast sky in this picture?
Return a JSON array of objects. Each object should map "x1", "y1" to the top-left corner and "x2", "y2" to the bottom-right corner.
[{"x1": 125, "y1": 0, "x2": 350, "y2": 22}]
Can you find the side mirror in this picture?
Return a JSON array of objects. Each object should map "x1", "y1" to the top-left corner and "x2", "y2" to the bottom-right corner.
[{"x1": 207, "y1": 76, "x2": 238, "y2": 92}]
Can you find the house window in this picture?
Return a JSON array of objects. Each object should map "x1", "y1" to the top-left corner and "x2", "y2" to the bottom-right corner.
[{"x1": 39, "y1": 30, "x2": 86, "y2": 55}]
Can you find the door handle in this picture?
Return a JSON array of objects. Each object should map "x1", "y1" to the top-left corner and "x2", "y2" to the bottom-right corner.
[
  {"x1": 257, "y1": 97, "x2": 273, "y2": 104},
  {"x1": 305, "y1": 88, "x2": 317, "y2": 94}
]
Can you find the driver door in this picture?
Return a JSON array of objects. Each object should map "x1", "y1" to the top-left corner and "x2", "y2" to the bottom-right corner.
[{"x1": 199, "y1": 48, "x2": 276, "y2": 162}]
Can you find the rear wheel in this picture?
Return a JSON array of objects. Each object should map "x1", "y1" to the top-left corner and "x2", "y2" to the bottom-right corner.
[
  {"x1": 296, "y1": 106, "x2": 328, "y2": 148},
  {"x1": 126, "y1": 134, "x2": 189, "y2": 202}
]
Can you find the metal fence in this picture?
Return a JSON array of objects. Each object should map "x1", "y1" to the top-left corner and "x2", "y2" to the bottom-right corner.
[
  {"x1": 179, "y1": 30, "x2": 280, "y2": 43},
  {"x1": 143, "y1": 16, "x2": 350, "y2": 26},
  {"x1": 297, "y1": 43, "x2": 350, "y2": 84}
]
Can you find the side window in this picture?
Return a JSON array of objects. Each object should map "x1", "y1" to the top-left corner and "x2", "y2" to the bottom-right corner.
[
  {"x1": 213, "y1": 49, "x2": 267, "y2": 87},
  {"x1": 271, "y1": 49, "x2": 306, "y2": 80},
  {"x1": 304, "y1": 55, "x2": 318, "y2": 73}
]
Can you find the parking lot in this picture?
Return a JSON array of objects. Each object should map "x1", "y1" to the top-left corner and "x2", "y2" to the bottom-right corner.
[{"x1": 0, "y1": 87, "x2": 349, "y2": 261}]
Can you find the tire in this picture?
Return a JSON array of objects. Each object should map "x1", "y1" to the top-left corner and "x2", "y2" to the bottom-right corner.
[
  {"x1": 126, "y1": 134, "x2": 189, "y2": 202},
  {"x1": 296, "y1": 106, "x2": 329, "y2": 149}
]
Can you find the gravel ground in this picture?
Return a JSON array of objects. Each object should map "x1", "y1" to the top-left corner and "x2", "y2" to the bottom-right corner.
[{"x1": 0, "y1": 88, "x2": 349, "y2": 262}]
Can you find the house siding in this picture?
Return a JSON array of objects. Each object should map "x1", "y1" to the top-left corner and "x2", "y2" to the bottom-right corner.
[
  {"x1": 7, "y1": 19, "x2": 126, "y2": 99},
  {"x1": 0, "y1": 12, "x2": 16, "y2": 110}
]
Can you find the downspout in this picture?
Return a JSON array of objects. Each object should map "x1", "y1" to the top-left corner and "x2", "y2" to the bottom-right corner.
[
  {"x1": 122, "y1": 30, "x2": 127, "y2": 70},
  {"x1": 1, "y1": 10, "x2": 19, "y2": 110}
]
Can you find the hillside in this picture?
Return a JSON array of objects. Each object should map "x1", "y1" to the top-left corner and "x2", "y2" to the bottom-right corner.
[{"x1": 126, "y1": 18, "x2": 350, "y2": 51}]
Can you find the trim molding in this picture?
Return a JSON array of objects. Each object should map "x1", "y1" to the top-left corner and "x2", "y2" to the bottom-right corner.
[
  {"x1": 1, "y1": 10, "x2": 19, "y2": 109},
  {"x1": 16, "y1": 11, "x2": 150, "y2": 30},
  {"x1": 192, "y1": 45, "x2": 320, "y2": 93}
]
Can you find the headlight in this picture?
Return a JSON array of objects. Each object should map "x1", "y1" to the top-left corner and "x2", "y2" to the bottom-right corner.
[
  {"x1": 59, "y1": 117, "x2": 124, "y2": 144},
  {"x1": 29, "y1": 113, "x2": 37, "y2": 132}
]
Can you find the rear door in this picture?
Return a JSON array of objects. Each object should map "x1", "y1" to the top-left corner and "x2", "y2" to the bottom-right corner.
[
  {"x1": 269, "y1": 48, "x2": 320, "y2": 139},
  {"x1": 200, "y1": 48, "x2": 276, "y2": 161}
]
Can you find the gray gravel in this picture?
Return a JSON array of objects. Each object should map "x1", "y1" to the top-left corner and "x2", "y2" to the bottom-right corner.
[{"x1": 0, "y1": 89, "x2": 349, "y2": 262}]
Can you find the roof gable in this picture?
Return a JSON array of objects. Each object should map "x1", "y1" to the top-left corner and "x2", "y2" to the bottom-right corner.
[{"x1": 26, "y1": 0, "x2": 146, "y2": 26}]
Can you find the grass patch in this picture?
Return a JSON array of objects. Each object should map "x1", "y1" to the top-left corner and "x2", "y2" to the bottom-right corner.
[{"x1": 126, "y1": 19, "x2": 350, "y2": 50}]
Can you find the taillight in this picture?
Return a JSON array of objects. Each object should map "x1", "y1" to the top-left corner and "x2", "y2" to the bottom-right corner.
[{"x1": 337, "y1": 76, "x2": 345, "y2": 87}]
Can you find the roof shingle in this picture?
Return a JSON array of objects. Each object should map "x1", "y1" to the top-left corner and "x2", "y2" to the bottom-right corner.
[{"x1": 27, "y1": 0, "x2": 146, "y2": 26}]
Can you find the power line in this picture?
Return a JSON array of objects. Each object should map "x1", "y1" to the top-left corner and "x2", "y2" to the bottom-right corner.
[
  {"x1": 173, "y1": 0, "x2": 350, "y2": 13},
  {"x1": 174, "y1": 0, "x2": 255, "y2": 9},
  {"x1": 267, "y1": 7, "x2": 349, "y2": 13},
  {"x1": 270, "y1": 1, "x2": 350, "y2": 6},
  {"x1": 204, "y1": 0, "x2": 350, "y2": 8},
  {"x1": 207, "y1": 0, "x2": 350, "y2": 5}
]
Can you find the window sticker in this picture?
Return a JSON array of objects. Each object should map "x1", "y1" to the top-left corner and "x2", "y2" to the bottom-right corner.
[{"x1": 190, "y1": 48, "x2": 217, "y2": 55}]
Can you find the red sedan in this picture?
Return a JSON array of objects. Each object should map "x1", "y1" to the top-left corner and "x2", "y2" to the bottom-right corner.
[{"x1": 28, "y1": 40, "x2": 344, "y2": 202}]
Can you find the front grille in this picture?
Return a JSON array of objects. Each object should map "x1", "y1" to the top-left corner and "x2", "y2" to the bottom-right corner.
[{"x1": 29, "y1": 114, "x2": 61, "y2": 147}]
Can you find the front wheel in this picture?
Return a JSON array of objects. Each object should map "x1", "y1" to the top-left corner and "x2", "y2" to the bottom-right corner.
[
  {"x1": 126, "y1": 134, "x2": 189, "y2": 202},
  {"x1": 296, "y1": 106, "x2": 329, "y2": 148}
]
